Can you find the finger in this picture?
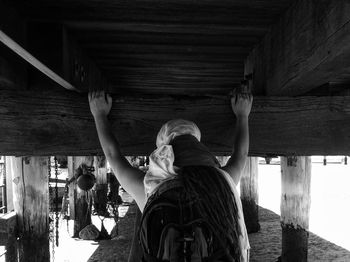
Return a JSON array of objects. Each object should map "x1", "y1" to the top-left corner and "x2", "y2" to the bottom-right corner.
[
  {"x1": 107, "y1": 94, "x2": 112, "y2": 104},
  {"x1": 88, "y1": 92, "x2": 92, "y2": 102},
  {"x1": 234, "y1": 93, "x2": 238, "y2": 104}
]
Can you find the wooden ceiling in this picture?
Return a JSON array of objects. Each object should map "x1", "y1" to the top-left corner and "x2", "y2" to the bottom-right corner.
[{"x1": 15, "y1": 0, "x2": 294, "y2": 96}]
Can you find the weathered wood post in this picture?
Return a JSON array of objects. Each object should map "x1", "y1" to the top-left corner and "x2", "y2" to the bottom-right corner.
[
  {"x1": 67, "y1": 156, "x2": 94, "y2": 237},
  {"x1": 280, "y1": 156, "x2": 311, "y2": 262},
  {"x1": 6, "y1": 156, "x2": 49, "y2": 262},
  {"x1": 93, "y1": 156, "x2": 108, "y2": 216},
  {"x1": 128, "y1": 208, "x2": 143, "y2": 262},
  {"x1": 240, "y1": 157, "x2": 260, "y2": 233}
]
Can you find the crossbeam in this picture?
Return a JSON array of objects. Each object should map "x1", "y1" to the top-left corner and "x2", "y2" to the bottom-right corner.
[{"x1": 0, "y1": 85, "x2": 349, "y2": 156}]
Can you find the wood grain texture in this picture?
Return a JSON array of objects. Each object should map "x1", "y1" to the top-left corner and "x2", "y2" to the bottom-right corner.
[
  {"x1": 280, "y1": 156, "x2": 311, "y2": 262},
  {"x1": 0, "y1": 85, "x2": 350, "y2": 156},
  {"x1": 12, "y1": 0, "x2": 294, "y2": 95},
  {"x1": 240, "y1": 157, "x2": 260, "y2": 233},
  {"x1": 6, "y1": 156, "x2": 49, "y2": 262},
  {"x1": 246, "y1": 0, "x2": 350, "y2": 95}
]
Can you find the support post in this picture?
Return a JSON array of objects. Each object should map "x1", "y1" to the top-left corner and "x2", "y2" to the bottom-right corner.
[
  {"x1": 6, "y1": 156, "x2": 49, "y2": 262},
  {"x1": 128, "y1": 208, "x2": 143, "y2": 262},
  {"x1": 93, "y1": 156, "x2": 108, "y2": 216},
  {"x1": 67, "y1": 156, "x2": 94, "y2": 237},
  {"x1": 280, "y1": 156, "x2": 311, "y2": 262},
  {"x1": 240, "y1": 157, "x2": 260, "y2": 233}
]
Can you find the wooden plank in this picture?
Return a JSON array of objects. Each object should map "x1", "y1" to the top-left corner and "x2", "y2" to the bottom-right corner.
[
  {"x1": 245, "y1": 0, "x2": 350, "y2": 96},
  {"x1": 66, "y1": 21, "x2": 269, "y2": 36},
  {"x1": 17, "y1": 0, "x2": 293, "y2": 27},
  {"x1": 6, "y1": 156, "x2": 49, "y2": 262},
  {"x1": 280, "y1": 156, "x2": 311, "y2": 261},
  {"x1": 0, "y1": 85, "x2": 350, "y2": 156}
]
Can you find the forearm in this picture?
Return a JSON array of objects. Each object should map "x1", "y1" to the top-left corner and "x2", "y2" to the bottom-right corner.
[
  {"x1": 223, "y1": 115, "x2": 249, "y2": 184},
  {"x1": 233, "y1": 116, "x2": 249, "y2": 157},
  {"x1": 93, "y1": 115, "x2": 130, "y2": 170}
]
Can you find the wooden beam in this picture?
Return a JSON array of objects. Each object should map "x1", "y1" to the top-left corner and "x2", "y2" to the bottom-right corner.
[
  {"x1": 0, "y1": 85, "x2": 350, "y2": 155},
  {"x1": 0, "y1": 85, "x2": 350, "y2": 156},
  {"x1": 240, "y1": 157, "x2": 260, "y2": 233},
  {"x1": 6, "y1": 156, "x2": 49, "y2": 262},
  {"x1": 245, "y1": 0, "x2": 350, "y2": 95},
  {"x1": 280, "y1": 156, "x2": 311, "y2": 262}
]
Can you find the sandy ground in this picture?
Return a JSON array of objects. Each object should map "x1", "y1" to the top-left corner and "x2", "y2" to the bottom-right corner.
[
  {"x1": 50, "y1": 159, "x2": 350, "y2": 261},
  {"x1": 54, "y1": 203, "x2": 350, "y2": 262}
]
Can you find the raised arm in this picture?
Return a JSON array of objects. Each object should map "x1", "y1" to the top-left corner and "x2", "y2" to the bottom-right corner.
[
  {"x1": 221, "y1": 91, "x2": 253, "y2": 185},
  {"x1": 88, "y1": 91, "x2": 146, "y2": 211}
]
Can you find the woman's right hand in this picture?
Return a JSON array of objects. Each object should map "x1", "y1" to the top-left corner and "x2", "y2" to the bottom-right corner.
[
  {"x1": 230, "y1": 91, "x2": 253, "y2": 118},
  {"x1": 88, "y1": 90, "x2": 112, "y2": 119}
]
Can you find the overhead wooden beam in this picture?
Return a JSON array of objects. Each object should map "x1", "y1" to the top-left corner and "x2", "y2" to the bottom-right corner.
[
  {"x1": 0, "y1": 84, "x2": 350, "y2": 156},
  {"x1": 245, "y1": 0, "x2": 350, "y2": 96}
]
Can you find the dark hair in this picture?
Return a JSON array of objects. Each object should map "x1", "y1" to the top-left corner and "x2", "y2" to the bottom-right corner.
[{"x1": 179, "y1": 166, "x2": 242, "y2": 261}]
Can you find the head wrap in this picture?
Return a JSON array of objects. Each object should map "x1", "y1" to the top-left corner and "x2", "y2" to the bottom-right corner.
[{"x1": 156, "y1": 119, "x2": 201, "y2": 148}]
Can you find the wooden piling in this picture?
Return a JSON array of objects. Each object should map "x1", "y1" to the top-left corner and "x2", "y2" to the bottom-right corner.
[
  {"x1": 93, "y1": 156, "x2": 108, "y2": 216},
  {"x1": 280, "y1": 156, "x2": 311, "y2": 262},
  {"x1": 6, "y1": 156, "x2": 49, "y2": 262},
  {"x1": 240, "y1": 157, "x2": 260, "y2": 233},
  {"x1": 67, "y1": 156, "x2": 94, "y2": 237}
]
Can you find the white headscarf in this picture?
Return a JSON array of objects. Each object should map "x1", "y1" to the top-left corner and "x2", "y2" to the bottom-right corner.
[
  {"x1": 156, "y1": 119, "x2": 201, "y2": 148},
  {"x1": 144, "y1": 119, "x2": 201, "y2": 196}
]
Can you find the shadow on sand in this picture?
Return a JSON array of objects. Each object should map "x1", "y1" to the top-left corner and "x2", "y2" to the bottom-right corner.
[
  {"x1": 87, "y1": 205, "x2": 350, "y2": 262},
  {"x1": 249, "y1": 207, "x2": 350, "y2": 262}
]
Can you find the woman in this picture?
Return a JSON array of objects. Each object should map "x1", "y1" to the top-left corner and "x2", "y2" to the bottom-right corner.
[{"x1": 89, "y1": 90, "x2": 253, "y2": 261}]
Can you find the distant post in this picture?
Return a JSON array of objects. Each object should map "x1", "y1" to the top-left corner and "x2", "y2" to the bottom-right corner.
[
  {"x1": 240, "y1": 157, "x2": 260, "y2": 233},
  {"x1": 280, "y1": 156, "x2": 311, "y2": 262},
  {"x1": 67, "y1": 156, "x2": 94, "y2": 237},
  {"x1": 93, "y1": 156, "x2": 108, "y2": 216}
]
